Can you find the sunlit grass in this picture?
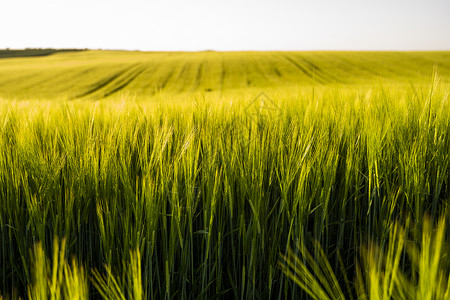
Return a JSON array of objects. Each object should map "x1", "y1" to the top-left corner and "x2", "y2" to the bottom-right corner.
[
  {"x1": 280, "y1": 216, "x2": 450, "y2": 300},
  {"x1": 0, "y1": 51, "x2": 449, "y2": 299}
]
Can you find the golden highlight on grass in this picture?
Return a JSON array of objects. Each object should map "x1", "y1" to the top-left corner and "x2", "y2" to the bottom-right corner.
[{"x1": 280, "y1": 216, "x2": 450, "y2": 300}]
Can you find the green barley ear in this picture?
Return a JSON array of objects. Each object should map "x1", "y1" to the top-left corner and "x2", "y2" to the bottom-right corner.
[
  {"x1": 91, "y1": 266, "x2": 126, "y2": 300},
  {"x1": 27, "y1": 242, "x2": 49, "y2": 300},
  {"x1": 127, "y1": 250, "x2": 144, "y2": 300},
  {"x1": 279, "y1": 241, "x2": 345, "y2": 300},
  {"x1": 357, "y1": 221, "x2": 406, "y2": 300},
  {"x1": 63, "y1": 258, "x2": 89, "y2": 300},
  {"x1": 408, "y1": 216, "x2": 448, "y2": 300},
  {"x1": 358, "y1": 216, "x2": 449, "y2": 300},
  {"x1": 28, "y1": 238, "x2": 66, "y2": 300},
  {"x1": 27, "y1": 238, "x2": 88, "y2": 300},
  {"x1": 91, "y1": 250, "x2": 144, "y2": 300}
]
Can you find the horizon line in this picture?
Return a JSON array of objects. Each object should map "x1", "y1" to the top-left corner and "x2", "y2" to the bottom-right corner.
[{"x1": 1, "y1": 47, "x2": 450, "y2": 52}]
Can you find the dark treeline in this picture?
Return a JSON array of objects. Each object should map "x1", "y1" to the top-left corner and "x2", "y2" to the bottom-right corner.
[{"x1": 0, "y1": 48, "x2": 86, "y2": 58}]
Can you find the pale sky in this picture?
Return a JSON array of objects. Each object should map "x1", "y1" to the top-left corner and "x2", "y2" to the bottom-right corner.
[{"x1": 1, "y1": 0, "x2": 449, "y2": 51}]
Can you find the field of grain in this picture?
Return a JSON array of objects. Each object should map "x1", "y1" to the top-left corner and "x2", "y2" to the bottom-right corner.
[{"x1": 0, "y1": 50, "x2": 449, "y2": 299}]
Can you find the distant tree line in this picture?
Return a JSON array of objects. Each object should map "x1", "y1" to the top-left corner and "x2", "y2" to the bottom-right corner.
[{"x1": 0, "y1": 48, "x2": 87, "y2": 58}]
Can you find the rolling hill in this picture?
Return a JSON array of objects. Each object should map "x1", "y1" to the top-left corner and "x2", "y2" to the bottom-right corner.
[{"x1": 0, "y1": 50, "x2": 449, "y2": 100}]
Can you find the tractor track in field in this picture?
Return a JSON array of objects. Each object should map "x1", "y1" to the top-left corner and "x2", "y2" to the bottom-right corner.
[
  {"x1": 220, "y1": 59, "x2": 226, "y2": 92},
  {"x1": 280, "y1": 54, "x2": 341, "y2": 85},
  {"x1": 14, "y1": 69, "x2": 72, "y2": 92},
  {"x1": 158, "y1": 68, "x2": 175, "y2": 91},
  {"x1": 250, "y1": 59, "x2": 270, "y2": 84},
  {"x1": 273, "y1": 67, "x2": 282, "y2": 77},
  {"x1": 294, "y1": 55, "x2": 341, "y2": 83},
  {"x1": 103, "y1": 64, "x2": 149, "y2": 97},
  {"x1": 75, "y1": 65, "x2": 135, "y2": 98},
  {"x1": 0, "y1": 71, "x2": 47, "y2": 87},
  {"x1": 172, "y1": 63, "x2": 191, "y2": 93},
  {"x1": 280, "y1": 54, "x2": 323, "y2": 83},
  {"x1": 192, "y1": 62, "x2": 203, "y2": 91},
  {"x1": 327, "y1": 55, "x2": 382, "y2": 81}
]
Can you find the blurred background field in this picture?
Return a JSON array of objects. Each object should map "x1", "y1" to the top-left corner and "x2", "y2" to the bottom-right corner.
[{"x1": 1, "y1": 50, "x2": 449, "y2": 100}]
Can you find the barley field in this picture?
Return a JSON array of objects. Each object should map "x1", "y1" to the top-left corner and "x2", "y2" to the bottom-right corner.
[{"x1": 0, "y1": 50, "x2": 449, "y2": 299}]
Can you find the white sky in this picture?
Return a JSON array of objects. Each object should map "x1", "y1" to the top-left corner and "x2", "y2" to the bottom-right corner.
[{"x1": 1, "y1": 0, "x2": 449, "y2": 51}]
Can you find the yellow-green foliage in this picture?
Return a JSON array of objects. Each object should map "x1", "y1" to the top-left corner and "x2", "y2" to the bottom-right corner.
[
  {"x1": 0, "y1": 51, "x2": 449, "y2": 100},
  {"x1": 0, "y1": 51, "x2": 449, "y2": 299},
  {"x1": 27, "y1": 238, "x2": 88, "y2": 300},
  {"x1": 280, "y1": 216, "x2": 450, "y2": 300}
]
